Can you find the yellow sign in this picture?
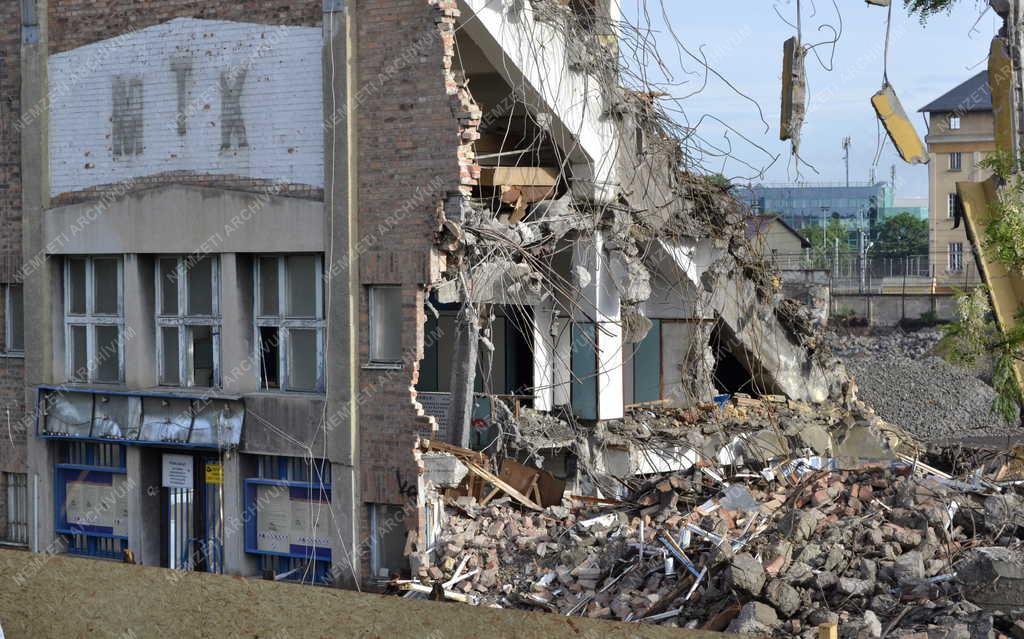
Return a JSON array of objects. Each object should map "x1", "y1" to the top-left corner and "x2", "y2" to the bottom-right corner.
[{"x1": 205, "y1": 463, "x2": 223, "y2": 485}]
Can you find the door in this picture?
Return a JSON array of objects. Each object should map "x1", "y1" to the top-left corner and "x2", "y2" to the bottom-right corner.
[{"x1": 161, "y1": 453, "x2": 224, "y2": 573}]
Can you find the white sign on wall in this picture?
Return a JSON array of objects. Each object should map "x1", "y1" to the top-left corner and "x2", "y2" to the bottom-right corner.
[
  {"x1": 162, "y1": 454, "x2": 194, "y2": 489},
  {"x1": 47, "y1": 18, "x2": 325, "y2": 198}
]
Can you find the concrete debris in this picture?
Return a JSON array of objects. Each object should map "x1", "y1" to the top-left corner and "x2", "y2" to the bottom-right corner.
[
  {"x1": 400, "y1": 400, "x2": 1024, "y2": 638},
  {"x1": 829, "y1": 328, "x2": 1024, "y2": 443}
]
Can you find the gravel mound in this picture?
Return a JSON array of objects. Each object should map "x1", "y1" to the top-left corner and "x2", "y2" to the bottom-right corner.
[{"x1": 843, "y1": 350, "x2": 1020, "y2": 443}]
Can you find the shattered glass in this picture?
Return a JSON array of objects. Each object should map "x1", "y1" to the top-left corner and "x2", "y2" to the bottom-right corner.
[
  {"x1": 139, "y1": 397, "x2": 192, "y2": 443},
  {"x1": 43, "y1": 392, "x2": 93, "y2": 437},
  {"x1": 190, "y1": 399, "x2": 243, "y2": 447},
  {"x1": 92, "y1": 394, "x2": 139, "y2": 440}
]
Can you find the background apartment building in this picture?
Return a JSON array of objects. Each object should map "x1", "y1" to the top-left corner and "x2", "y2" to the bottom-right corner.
[{"x1": 920, "y1": 71, "x2": 992, "y2": 291}]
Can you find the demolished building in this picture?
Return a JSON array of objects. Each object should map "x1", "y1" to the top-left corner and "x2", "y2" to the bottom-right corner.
[{"x1": 0, "y1": 0, "x2": 846, "y2": 591}]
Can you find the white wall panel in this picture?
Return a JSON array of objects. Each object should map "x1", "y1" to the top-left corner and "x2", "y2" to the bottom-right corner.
[{"x1": 48, "y1": 18, "x2": 324, "y2": 197}]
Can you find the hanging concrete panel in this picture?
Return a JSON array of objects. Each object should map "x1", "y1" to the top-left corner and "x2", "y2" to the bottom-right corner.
[{"x1": 871, "y1": 83, "x2": 928, "y2": 164}]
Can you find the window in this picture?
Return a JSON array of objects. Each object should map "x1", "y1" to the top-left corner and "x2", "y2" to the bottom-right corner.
[
  {"x1": 255, "y1": 255, "x2": 325, "y2": 392},
  {"x1": 949, "y1": 152, "x2": 962, "y2": 171},
  {"x1": 156, "y1": 255, "x2": 220, "y2": 387},
  {"x1": 947, "y1": 193, "x2": 959, "y2": 219},
  {"x1": 55, "y1": 442, "x2": 128, "y2": 559},
  {"x1": 2, "y1": 284, "x2": 23, "y2": 355},
  {"x1": 368, "y1": 286, "x2": 402, "y2": 365},
  {"x1": 64, "y1": 257, "x2": 123, "y2": 383},
  {"x1": 3, "y1": 472, "x2": 27, "y2": 545},
  {"x1": 949, "y1": 115, "x2": 961, "y2": 130},
  {"x1": 244, "y1": 455, "x2": 332, "y2": 584},
  {"x1": 949, "y1": 242, "x2": 964, "y2": 272}
]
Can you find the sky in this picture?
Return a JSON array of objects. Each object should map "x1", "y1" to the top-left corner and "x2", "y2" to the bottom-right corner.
[{"x1": 619, "y1": 0, "x2": 996, "y2": 199}]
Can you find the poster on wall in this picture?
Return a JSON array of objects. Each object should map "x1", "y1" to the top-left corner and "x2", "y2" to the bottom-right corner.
[
  {"x1": 63, "y1": 474, "x2": 128, "y2": 536},
  {"x1": 255, "y1": 484, "x2": 332, "y2": 557}
]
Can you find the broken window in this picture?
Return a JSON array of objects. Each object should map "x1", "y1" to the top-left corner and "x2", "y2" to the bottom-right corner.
[
  {"x1": 255, "y1": 255, "x2": 324, "y2": 392},
  {"x1": 3, "y1": 284, "x2": 23, "y2": 354},
  {"x1": 64, "y1": 257, "x2": 124, "y2": 383},
  {"x1": 156, "y1": 255, "x2": 220, "y2": 388},
  {"x1": 368, "y1": 286, "x2": 402, "y2": 365}
]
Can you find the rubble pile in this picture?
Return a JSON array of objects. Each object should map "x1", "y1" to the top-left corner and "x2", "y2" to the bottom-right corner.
[
  {"x1": 826, "y1": 328, "x2": 943, "y2": 360},
  {"x1": 825, "y1": 329, "x2": 1021, "y2": 443},
  {"x1": 405, "y1": 399, "x2": 1024, "y2": 637}
]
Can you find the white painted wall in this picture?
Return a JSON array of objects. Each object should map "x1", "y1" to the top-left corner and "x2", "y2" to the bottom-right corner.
[{"x1": 48, "y1": 18, "x2": 324, "y2": 197}]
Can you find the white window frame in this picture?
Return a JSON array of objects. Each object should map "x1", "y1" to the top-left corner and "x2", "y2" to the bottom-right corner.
[
  {"x1": 949, "y1": 152, "x2": 962, "y2": 171},
  {"x1": 2, "y1": 283, "x2": 23, "y2": 356},
  {"x1": 64, "y1": 257, "x2": 124, "y2": 383},
  {"x1": 949, "y1": 115, "x2": 961, "y2": 130},
  {"x1": 254, "y1": 255, "x2": 325, "y2": 392},
  {"x1": 947, "y1": 193, "x2": 958, "y2": 219},
  {"x1": 155, "y1": 255, "x2": 221, "y2": 388},
  {"x1": 368, "y1": 286, "x2": 403, "y2": 367},
  {"x1": 948, "y1": 242, "x2": 964, "y2": 272}
]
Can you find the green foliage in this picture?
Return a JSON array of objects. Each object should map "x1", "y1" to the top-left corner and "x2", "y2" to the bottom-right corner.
[
  {"x1": 978, "y1": 151, "x2": 1024, "y2": 274},
  {"x1": 943, "y1": 287, "x2": 1024, "y2": 421},
  {"x1": 874, "y1": 212, "x2": 929, "y2": 256},
  {"x1": 800, "y1": 218, "x2": 850, "y2": 268},
  {"x1": 903, "y1": 0, "x2": 974, "y2": 21}
]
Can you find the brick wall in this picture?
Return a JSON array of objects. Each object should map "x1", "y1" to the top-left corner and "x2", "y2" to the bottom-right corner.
[
  {"x1": 0, "y1": 1, "x2": 26, "y2": 480},
  {"x1": 355, "y1": 0, "x2": 471, "y2": 508},
  {"x1": 47, "y1": 18, "x2": 324, "y2": 201}
]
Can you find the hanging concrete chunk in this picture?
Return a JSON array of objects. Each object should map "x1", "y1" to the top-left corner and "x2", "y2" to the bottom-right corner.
[
  {"x1": 988, "y1": 37, "x2": 1015, "y2": 154},
  {"x1": 871, "y1": 83, "x2": 928, "y2": 164},
  {"x1": 780, "y1": 36, "x2": 806, "y2": 153}
]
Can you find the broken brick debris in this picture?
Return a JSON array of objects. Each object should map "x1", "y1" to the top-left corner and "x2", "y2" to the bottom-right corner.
[{"x1": 402, "y1": 399, "x2": 1024, "y2": 638}]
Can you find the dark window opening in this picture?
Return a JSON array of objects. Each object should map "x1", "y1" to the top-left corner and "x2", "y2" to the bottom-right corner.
[{"x1": 259, "y1": 327, "x2": 280, "y2": 389}]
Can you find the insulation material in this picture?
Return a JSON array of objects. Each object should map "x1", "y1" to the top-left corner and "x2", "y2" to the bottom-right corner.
[
  {"x1": 780, "y1": 37, "x2": 806, "y2": 154},
  {"x1": 871, "y1": 83, "x2": 928, "y2": 164}
]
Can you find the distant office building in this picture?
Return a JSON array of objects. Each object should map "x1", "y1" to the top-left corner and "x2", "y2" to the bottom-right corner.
[
  {"x1": 880, "y1": 197, "x2": 929, "y2": 222},
  {"x1": 743, "y1": 182, "x2": 892, "y2": 233}
]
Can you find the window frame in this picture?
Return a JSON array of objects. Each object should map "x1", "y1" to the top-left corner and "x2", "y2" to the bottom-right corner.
[
  {"x1": 2, "y1": 283, "x2": 23, "y2": 356},
  {"x1": 155, "y1": 255, "x2": 222, "y2": 388},
  {"x1": 948, "y1": 242, "x2": 964, "y2": 272},
  {"x1": 949, "y1": 152, "x2": 962, "y2": 171},
  {"x1": 3, "y1": 472, "x2": 28, "y2": 546},
  {"x1": 368, "y1": 285, "x2": 403, "y2": 367},
  {"x1": 253, "y1": 255, "x2": 326, "y2": 392},
  {"x1": 947, "y1": 193, "x2": 959, "y2": 219},
  {"x1": 64, "y1": 257, "x2": 125, "y2": 384},
  {"x1": 949, "y1": 114, "x2": 961, "y2": 130}
]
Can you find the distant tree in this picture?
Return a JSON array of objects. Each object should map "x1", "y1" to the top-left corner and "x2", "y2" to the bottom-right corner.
[
  {"x1": 800, "y1": 217, "x2": 851, "y2": 267},
  {"x1": 874, "y1": 212, "x2": 929, "y2": 256},
  {"x1": 903, "y1": 0, "x2": 974, "y2": 20}
]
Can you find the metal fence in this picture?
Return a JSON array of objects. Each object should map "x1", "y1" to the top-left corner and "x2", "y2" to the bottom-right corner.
[{"x1": 771, "y1": 251, "x2": 981, "y2": 294}]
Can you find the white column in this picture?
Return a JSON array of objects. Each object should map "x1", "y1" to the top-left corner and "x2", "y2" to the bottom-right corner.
[
  {"x1": 571, "y1": 232, "x2": 623, "y2": 421},
  {"x1": 532, "y1": 304, "x2": 554, "y2": 412}
]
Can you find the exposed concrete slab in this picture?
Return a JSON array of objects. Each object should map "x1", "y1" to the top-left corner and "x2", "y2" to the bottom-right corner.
[{"x1": 651, "y1": 238, "x2": 837, "y2": 403}]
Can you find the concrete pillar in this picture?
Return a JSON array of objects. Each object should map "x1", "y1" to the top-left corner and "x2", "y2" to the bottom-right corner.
[
  {"x1": 532, "y1": 304, "x2": 554, "y2": 412},
  {"x1": 220, "y1": 451, "x2": 258, "y2": 576},
  {"x1": 123, "y1": 255, "x2": 156, "y2": 388},
  {"x1": 21, "y1": 0, "x2": 53, "y2": 557},
  {"x1": 570, "y1": 232, "x2": 623, "y2": 421},
  {"x1": 126, "y1": 446, "x2": 161, "y2": 567},
  {"x1": 322, "y1": 3, "x2": 360, "y2": 587},
  {"x1": 552, "y1": 316, "x2": 571, "y2": 408},
  {"x1": 219, "y1": 254, "x2": 259, "y2": 393}
]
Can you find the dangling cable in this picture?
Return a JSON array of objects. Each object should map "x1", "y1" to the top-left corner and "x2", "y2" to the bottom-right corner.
[{"x1": 882, "y1": 0, "x2": 893, "y2": 85}]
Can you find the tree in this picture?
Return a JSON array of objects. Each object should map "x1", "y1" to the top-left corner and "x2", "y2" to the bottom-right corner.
[
  {"x1": 800, "y1": 217, "x2": 850, "y2": 268},
  {"x1": 873, "y1": 212, "x2": 929, "y2": 256}
]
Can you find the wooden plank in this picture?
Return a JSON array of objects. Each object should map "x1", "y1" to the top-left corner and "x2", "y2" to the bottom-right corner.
[
  {"x1": 465, "y1": 461, "x2": 542, "y2": 511},
  {"x1": 479, "y1": 166, "x2": 559, "y2": 187},
  {"x1": 499, "y1": 459, "x2": 540, "y2": 496},
  {"x1": 818, "y1": 623, "x2": 839, "y2": 639}
]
